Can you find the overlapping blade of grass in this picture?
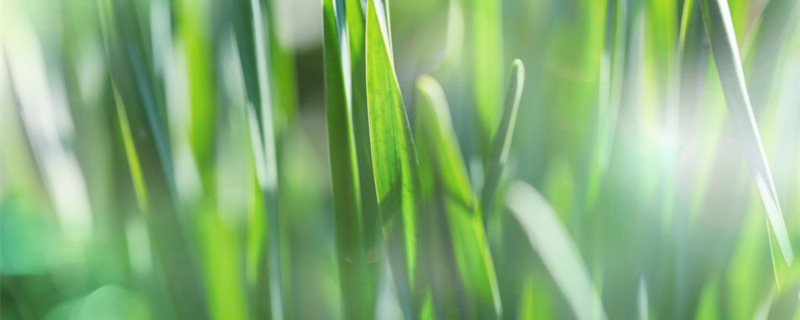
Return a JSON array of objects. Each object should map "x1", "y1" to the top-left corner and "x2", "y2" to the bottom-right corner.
[
  {"x1": 481, "y1": 59, "x2": 525, "y2": 220},
  {"x1": 470, "y1": 0, "x2": 503, "y2": 157},
  {"x1": 700, "y1": 0, "x2": 794, "y2": 266},
  {"x1": 506, "y1": 182, "x2": 607, "y2": 320},
  {"x1": 366, "y1": 0, "x2": 430, "y2": 317},
  {"x1": 229, "y1": 0, "x2": 284, "y2": 318},
  {"x1": 345, "y1": 0, "x2": 383, "y2": 270},
  {"x1": 97, "y1": 0, "x2": 208, "y2": 318},
  {"x1": 322, "y1": 0, "x2": 381, "y2": 318},
  {"x1": 344, "y1": 1, "x2": 385, "y2": 316},
  {"x1": 416, "y1": 75, "x2": 502, "y2": 320}
]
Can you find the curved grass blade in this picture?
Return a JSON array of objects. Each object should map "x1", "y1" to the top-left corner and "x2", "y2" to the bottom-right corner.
[
  {"x1": 506, "y1": 182, "x2": 607, "y2": 320},
  {"x1": 700, "y1": 0, "x2": 794, "y2": 266},
  {"x1": 365, "y1": 0, "x2": 429, "y2": 317},
  {"x1": 229, "y1": 0, "x2": 284, "y2": 318},
  {"x1": 416, "y1": 75, "x2": 502, "y2": 319},
  {"x1": 481, "y1": 59, "x2": 525, "y2": 219},
  {"x1": 416, "y1": 76, "x2": 473, "y2": 207},
  {"x1": 323, "y1": 0, "x2": 381, "y2": 318}
]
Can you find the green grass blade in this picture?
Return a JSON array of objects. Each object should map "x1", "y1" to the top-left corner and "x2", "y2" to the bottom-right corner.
[
  {"x1": 365, "y1": 0, "x2": 428, "y2": 317},
  {"x1": 700, "y1": 0, "x2": 794, "y2": 266},
  {"x1": 98, "y1": 0, "x2": 209, "y2": 318},
  {"x1": 506, "y1": 182, "x2": 607, "y2": 320},
  {"x1": 345, "y1": 1, "x2": 383, "y2": 271},
  {"x1": 323, "y1": 0, "x2": 381, "y2": 318},
  {"x1": 264, "y1": 0, "x2": 298, "y2": 133},
  {"x1": 470, "y1": 0, "x2": 503, "y2": 157},
  {"x1": 344, "y1": 2, "x2": 385, "y2": 315},
  {"x1": 587, "y1": 0, "x2": 627, "y2": 209},
  {"x1": 416, "y1": 75, "x2": 502, "y2": 319},
  {"x1": 416, "y1": 76, "x2": 473, "y2": 207},
  {"x1": 177, "y1": 0, "x2": 217, "y2": 193},
  {"x1": 229, "y1": 0, "x2": 284, "y2": 318},
  {"x1": 481, "y1": 59, "x2": 525, "y2": 219}
]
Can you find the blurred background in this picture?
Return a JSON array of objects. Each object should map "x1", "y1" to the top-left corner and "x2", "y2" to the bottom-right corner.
[{"x1": 1, "y1": 0, "x2": 798, "y2": 319}]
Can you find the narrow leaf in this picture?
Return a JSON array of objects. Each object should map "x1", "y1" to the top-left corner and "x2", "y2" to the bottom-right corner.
[
  {"x1": 230, "y1": 0, "x2": 284, "y2": 317},
  {"x1": 701, "y1": 0, "x2": 794, "y2": 266},
  {"x1": 323, "y1": 0, "x2": 381, "y2": 318},
  {"x1": 506, "y1": 182, "x2": 607, "y2": 320},
  {"x1": 481, "y1": 59, "x2": 525, "y2": 218},
  {"x1": 366, "y1": 0, "x2": 427, "y2": 317},
  {"x1": 416, "y1": 75, "x2": 502, "y2": 319}
]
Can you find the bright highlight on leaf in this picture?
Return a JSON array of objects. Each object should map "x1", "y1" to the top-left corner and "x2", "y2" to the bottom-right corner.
[{"x1": 366, "y1": 0, "x2": 426, "y2": 317}]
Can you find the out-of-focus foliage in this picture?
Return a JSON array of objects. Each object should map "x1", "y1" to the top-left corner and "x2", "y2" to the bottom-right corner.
[{"x1": 1, "y1": 0, "x2": 798, "y2": 319}]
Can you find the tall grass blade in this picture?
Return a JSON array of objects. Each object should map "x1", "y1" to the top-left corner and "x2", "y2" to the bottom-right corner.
[
  {"x1": 416, "y1": 75, "x2": 502, "y2": 319},
  {"x1": 97, "y1": 0, "x2": 209, "y2": 318},
  {"x1": 470, "y1": 0, "x2": 504, "y2": 156},
  {"x1": 481, "y1": 59, "x2": 525, "y2": 219},
  {"x1": 176, "y1": 1, "x2": 250, "y2": 318},
  {"x1": 506, "y1": 182, "x2": 607, "y2": 320},
  {"x1": 229, "y1": 0, "x2": 284, "y2": 317},
  {"x1": 264, "y1": 0, "x2": 298, "y2": 133},
  {"x1": 700, "y1": 0, "x2": 794, "y2": 266},
  {"x1": 323, "y1": 0, "x2": 381, "y2": 318},
  {"x1": 178, "y1": 0, "x2": 217, "y2": 192},
  {"x1": 366, "y1": 0, "x2": 429, "y2": 317},
  {"x1": 343, "y1": 1, "x2": 385, "y2": 316}
]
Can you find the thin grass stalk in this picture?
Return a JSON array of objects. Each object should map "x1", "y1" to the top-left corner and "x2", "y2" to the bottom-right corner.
[{"x1": 229, "y1": 0, "x2": 284, "y2": 318}]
